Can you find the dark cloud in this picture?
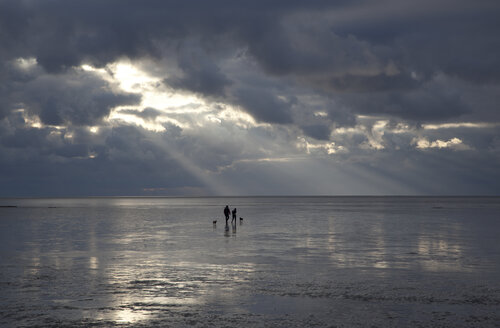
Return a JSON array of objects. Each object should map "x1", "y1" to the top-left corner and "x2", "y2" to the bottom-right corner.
[
  {"x1": 0, "y1": 122, "x2": 205, "y2": 196},
  {"x1": 1, "y1": 1, "x2": 498, "y2": 78},
  {"x1": 233, "y1": 87, "x2": 294, "y2": 124},
  {"x1": 1, "y1": 0, "x2": 499, "y2": 196},
  {"x1": 1, "y1": 126, "x2": 51, "y2": 150},
  {"x1": 329, "y1": 73, "x2": 421, "y2": 93},
  {"x1": 164, "y1": 42, "x2": 232, "y2": 97},
  {"x1": 1, "y1": 1, "x2": 499, "y2": 122},
  {"x1": 0, "y1": 63, "x2": 141, "y2": 126},
  {"x1": 338, "y1": 75, "x2": 470, "y2": 122},
  {"x1": 301, "y1": 124, "x2": 331, "y2": 140},
  {"x1": 30, "y1": 74, "x2": 140, "y2": 126}
]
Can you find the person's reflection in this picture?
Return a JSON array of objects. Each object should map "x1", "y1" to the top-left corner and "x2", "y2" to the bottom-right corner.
[
  {"x1": 232, "y1": 220, "x2": 237, "y2": 234},
  {"x1": 224, "y1": 222, "x2": 230, "y2": 237}
]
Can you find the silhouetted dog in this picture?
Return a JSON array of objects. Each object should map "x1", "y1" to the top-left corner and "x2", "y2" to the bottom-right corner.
[
  {"x1": 239, "y1": 217, "x2": 243, "y2": 222},
  {"x1": 213, "y1": 220, "x2": 217, "y2": 225}
]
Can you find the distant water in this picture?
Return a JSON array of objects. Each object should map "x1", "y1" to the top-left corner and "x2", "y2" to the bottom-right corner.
[{"x1": 0, "y1": 197, "x2": 499, "y2": 327}]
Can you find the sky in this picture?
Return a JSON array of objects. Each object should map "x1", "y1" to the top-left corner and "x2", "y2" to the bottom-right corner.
[{"x1": 0, "y1": 0, "x2": 499, "y2": 196}]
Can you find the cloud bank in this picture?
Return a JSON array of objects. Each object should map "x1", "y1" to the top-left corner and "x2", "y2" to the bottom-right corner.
[{"x1": 0, "y1": 0, "x2": 499, "y2": 196}]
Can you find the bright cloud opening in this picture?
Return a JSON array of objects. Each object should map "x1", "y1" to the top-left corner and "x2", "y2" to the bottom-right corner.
[
  {"x1": 413, "y1": 137, "x2": 471, "y2": 150},
  {"x1": 423, "y1": 122, "x2": 500, "y2": 130}
]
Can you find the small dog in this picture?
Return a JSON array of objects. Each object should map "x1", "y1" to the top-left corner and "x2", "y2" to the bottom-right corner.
[
  {"x1": 212, "y1": 220, "x2": 217, "y2": 225},
  {"x1": 239, "y1": 217, "x2": 243, "y2": 221}
]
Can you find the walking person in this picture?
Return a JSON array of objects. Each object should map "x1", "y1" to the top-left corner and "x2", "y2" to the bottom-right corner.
[
  {"x1": 224, "y1": 205, "x2": 230, "y2": 224},
  {"x1": 231, "y1": 208, "x2": 237, "y2": 224}
]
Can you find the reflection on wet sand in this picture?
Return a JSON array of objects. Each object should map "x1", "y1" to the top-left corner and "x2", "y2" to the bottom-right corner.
[
  {"x1": 322, "y1": 212, "x2": 469, "y2": 273},
  {"x1": 1, "y1": 197, "x2": 499, "y2": 327},
  {"x1": 417, "y1": 235, "x2": 466, "y2": 272},
  {"x1": 99, "y1": 248, "x2": 257, "y2": 324}
]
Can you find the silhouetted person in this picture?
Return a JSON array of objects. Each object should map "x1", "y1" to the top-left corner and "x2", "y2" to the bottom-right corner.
[
  {"x1": 224, "y1": 205, "x2": 230, "y2": 224},
  {"x1": 231, "y1": 208, "x2": 237, "y2": 223}
]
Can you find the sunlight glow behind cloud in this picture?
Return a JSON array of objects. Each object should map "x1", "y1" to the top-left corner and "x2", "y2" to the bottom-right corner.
[
  {"x1": 2, "y1": 1, "x2": 500, "y2": 196},
  {"x1": 413, "y1": 137, "x2": 471, "y2": 150}
]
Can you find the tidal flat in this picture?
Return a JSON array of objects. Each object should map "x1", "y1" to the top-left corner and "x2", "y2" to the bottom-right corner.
[{"x1": 1, "y1": 196, "x2": 499, "y2": 327}]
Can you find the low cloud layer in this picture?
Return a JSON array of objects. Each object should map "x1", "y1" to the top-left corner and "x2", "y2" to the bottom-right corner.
[{"x1": 0, "y1": 0, "x2": 499, "y2": 196}]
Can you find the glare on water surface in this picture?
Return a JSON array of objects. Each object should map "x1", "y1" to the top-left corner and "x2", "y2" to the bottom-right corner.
[{"x1": 0, "y1": 197, "x2": 499, "y2": 326}]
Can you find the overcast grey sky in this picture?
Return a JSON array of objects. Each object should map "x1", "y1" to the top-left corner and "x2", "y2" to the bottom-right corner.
[{"x1": 1, "y1": 0, "x2": 499, "y2": 196}]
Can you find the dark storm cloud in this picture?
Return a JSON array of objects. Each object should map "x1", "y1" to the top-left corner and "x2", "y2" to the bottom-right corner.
[
  {"x1": 0, "y1": 121, "x2": 204, "y2": 196},
  {"x1": 0, "y1": 60, "x2": 141, "y2": 126},
  {"x1": 26, "y1": 75, "x2": 141, "y2": 126},
  {"x1": 329, "y1": 73, "x2": 421, "y2": 93},
  {"x1": 1, "y1": 1, "x2": 330, "y2": 69},
  {"x1": 165, "y1": 64, "x2": 232, "y2": 97},
  {"x1": 1, "y1": 126, "x2": 50, "y2": 150},
  {"x1": 164, "y1": 42, "x2": 233, "y2": 97},
  {"x1": 233, "y1": 87, "x2": 294, "y2": 124},
  {"x1": 301, "y1": 124, "x2": 331, "y2": 141},
  {"x1": 339, "y1": 78, "x2": 468, "y2": 122},
  {"x1": 1, "y1": 0, "x2": 500, "y2": 196},
  {"x1": 1, "y1": 0, "x2": 499, "y2": 124},
  {"x1": 1, "y1": 118, "x2": 102, "y2": 160}
]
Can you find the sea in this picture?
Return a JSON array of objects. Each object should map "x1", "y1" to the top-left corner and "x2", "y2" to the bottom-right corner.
[{"x1": 0, "y1": 196, "x2": 499, "y2": 327}]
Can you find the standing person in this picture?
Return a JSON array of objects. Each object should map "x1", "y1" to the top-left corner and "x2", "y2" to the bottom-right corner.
[
  {"x1": 231, "y1": 208, "x2": 237, "y2": 224},
  {"x1": 224, "y1": 205, "x2": 230, "y2": 224}
]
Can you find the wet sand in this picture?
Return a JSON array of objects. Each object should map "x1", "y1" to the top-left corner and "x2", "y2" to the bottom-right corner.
[{"x1": 0, "y1": 197, "x2": 499, "y2": 327}]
